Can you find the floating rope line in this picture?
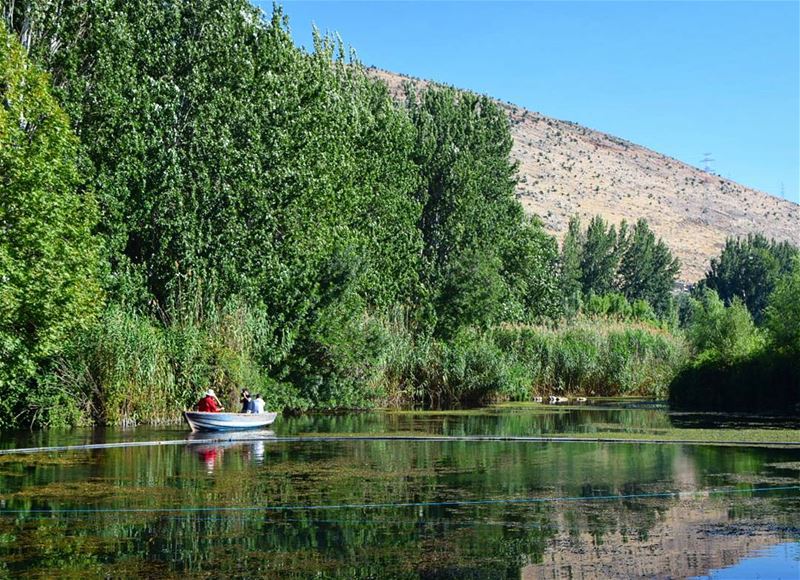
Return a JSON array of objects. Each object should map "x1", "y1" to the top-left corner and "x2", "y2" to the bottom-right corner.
[
  {"x1": 0, "y1": 485, "x2": 798, "y2": 516},
  {"x1": 1, "y1": 434, "x2": 799, "y2": 456}
]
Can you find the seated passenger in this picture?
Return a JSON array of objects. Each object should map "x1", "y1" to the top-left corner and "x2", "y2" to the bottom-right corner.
[
  {"x1": 253, "y1": 394, "x2": 265, "y2": 414},
  {"x1": 197, "y1": 389, "x2": 223, "y2": 412},
  {"x1": 240, "y1": 389, "x2": 252, "y2": 413}
]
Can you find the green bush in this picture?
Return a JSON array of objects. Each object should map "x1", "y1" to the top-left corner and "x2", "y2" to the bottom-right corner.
[
  {"x1": 686, "y1": 288, "x2": 764, "y2": 364},
  {"x1": 670, "y1": 264, "x2": 799, "y2": 413},
  {"x1": 585, "y1": 292, "x2": 632, "y2": 320},
  {"x1": 669, "y1": 351, "x2": 798, "y2": 412},
  {"x1": 582, "y1": 293, "x2": 660, "y2": 325},
  {"x1": 279, "y1": 298, "x2": 403, "y2": 410}
]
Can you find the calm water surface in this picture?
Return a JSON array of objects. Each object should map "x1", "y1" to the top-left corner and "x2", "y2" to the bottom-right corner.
[{"x1": 0, "y1": 404, "x2": 798, "y2": 578}]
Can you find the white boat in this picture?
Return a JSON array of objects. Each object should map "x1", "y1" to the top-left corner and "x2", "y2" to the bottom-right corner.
[{"x1": 183, "y1": 411, "x2": 278, "y2": 432}]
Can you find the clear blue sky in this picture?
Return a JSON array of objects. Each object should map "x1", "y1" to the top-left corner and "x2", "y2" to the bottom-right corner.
[{"x1": 256, "y1": 1, "x2": 800, "y2": 203}]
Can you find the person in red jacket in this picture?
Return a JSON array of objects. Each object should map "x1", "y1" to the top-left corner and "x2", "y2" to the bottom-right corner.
[{"x1": 197, "y1": 389, "x2": 223, "y2": 412}]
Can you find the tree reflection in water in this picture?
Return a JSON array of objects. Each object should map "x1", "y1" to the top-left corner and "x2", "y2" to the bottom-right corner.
[{"x1": 0, "y1": 409, "x2": 797, "y2": 578}]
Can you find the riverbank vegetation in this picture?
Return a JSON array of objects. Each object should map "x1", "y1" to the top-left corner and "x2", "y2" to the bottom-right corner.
[
  {"x1": 376, "y1": 319, "x2": 687, "y2": 409},
  {"x1": 0, "y1": 2, "x2": 795, "y2": 428},
  {"x1": 670, "y1": 255, "x2": 799, "y2": 412}
]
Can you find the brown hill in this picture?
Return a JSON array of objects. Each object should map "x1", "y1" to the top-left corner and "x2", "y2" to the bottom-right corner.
[{"x1": 370, "y1": 68, "x2": 800, "y2": 283}]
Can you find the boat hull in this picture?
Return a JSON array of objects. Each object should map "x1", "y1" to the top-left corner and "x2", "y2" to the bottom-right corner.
[{"x1": 183, "y1": 411, "x2": 277, "y2": 432}]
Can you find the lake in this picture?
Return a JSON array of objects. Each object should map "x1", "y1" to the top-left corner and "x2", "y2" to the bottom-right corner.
[{"x1": 0, "y1": 403, "x2": 798, "y2": 578}]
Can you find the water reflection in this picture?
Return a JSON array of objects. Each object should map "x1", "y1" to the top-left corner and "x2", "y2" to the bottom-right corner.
[
  {"x1": 0, "y1": 408, "x2": 797, "y2": 577},
  {"x1": 690, "y1": 542, "x2": 800, "y2": 579},
  {"x1": 187, "y1": 430, "x2": 275, "y2": 473},
  {"x1": 185, "y1": 429, "x2": 276, "y2": 442},
  {"x1": 2, "y1": 402, "x2": 797, "y2": 452}
]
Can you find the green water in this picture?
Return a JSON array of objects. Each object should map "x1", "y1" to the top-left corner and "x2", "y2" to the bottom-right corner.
[{"x1": 0, "y1": 404, "x2": 798, "y2": 578}]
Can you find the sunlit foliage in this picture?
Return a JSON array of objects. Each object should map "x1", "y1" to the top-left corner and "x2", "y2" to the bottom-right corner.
[{"x1": 0, "y1": 27, "x2": 103, "y2": 426}]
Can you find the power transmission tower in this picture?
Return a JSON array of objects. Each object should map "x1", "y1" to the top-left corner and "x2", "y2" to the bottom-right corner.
[{"x1": 699, "y1": 153, "x2": 715, "y2": 174}]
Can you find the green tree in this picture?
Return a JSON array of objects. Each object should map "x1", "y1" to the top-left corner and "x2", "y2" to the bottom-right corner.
[
  {"x1": 698, "y1": 234, "x2": 798, "y2": 324},
  {"x1": 0, "y1": 26, "x2": 103, "y2": 426},
  {"x1": 559, "y1": 216, "x2": 583, "y2": 315},
  {"x1": 407, "y1": 86, "x2": 541, "y2": 336},
  {"x1": 6, "y1": 2, "x2": 426, "y2": 406},
  {"x1": 500, "y1": 216, "x2": 561, "y2": 322},
  {"x1": 435, "y1": 247, "x2": 508, "y2": 338},
  {"x1": 687, "y1": 288, "x2": 763, "y2": 364},
  {"x1": 764, "y1": 256, "x2": 800, "y2": 354},
  {"x1": 616, "y1": 218, "x2": 680, "y2": 315},
  {"x1": 580, "y1": 216, "x2": 619, "y2": 296}
]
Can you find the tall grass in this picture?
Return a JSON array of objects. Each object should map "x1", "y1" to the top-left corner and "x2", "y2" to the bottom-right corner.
[
  {"x1": 39, "y1": 308, "x2": 688, "y2": 427},
  {"x1": 380, "y1": 317, "x2": 688, "y2": 408},
  {"x1": 493, "y1": 320, "x2": 688, "y2": 398},
  {"x1": 378, "y1": 330, "x2": 530, "y2": 409},
  {"x1": 40, "y1": 301, "x2": 282, "y2": 427}
]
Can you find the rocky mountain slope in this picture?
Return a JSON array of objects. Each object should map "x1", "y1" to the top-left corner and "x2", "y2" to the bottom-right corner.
[{"x1": 371, "y1": 68, "x2": 799, "y2": 283}]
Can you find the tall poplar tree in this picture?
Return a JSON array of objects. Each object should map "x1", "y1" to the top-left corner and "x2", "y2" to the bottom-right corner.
[
  {"x1": 559, "y1": 216, "x2": 584, "y2": 314},
  {"x1": 407, "y1": 86, "x2": 517, "y2": 335},
  {"x1": 616, "y1": 219, "x2": 680, "y2": 315},
  {"x1": 580, "y1": 216, "x2": 619, "y2": 296}
]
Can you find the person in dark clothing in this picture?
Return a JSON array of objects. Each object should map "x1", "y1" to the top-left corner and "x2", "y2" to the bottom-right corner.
[{"x1": 240, "y1": 389, "x2": 252, "y2": 413}]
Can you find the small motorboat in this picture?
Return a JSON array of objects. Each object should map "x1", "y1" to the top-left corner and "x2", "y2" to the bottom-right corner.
[{"x1": 183, "y1": 411, "x2": 278, "y2": 432}]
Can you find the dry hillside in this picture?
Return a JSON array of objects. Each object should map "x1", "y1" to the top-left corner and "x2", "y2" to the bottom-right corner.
[{"x1": 371, "y1": 68, "x2": 799, "y2": 283}]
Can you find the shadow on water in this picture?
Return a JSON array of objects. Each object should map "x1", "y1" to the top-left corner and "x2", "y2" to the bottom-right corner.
[{"x1": 668, "y1": 411, "x2": 800, "y2": 430}]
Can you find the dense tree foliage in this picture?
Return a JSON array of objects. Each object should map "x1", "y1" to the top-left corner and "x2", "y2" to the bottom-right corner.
[
  {"x1": 0, "y1": 1, "x2": 569, "y2": 426},
  {"x1": 697, "y1": 234, "x2": 798, "y2": 324},
  {"x1": 686, "y1": 289, "x2": 763, "y2": 365},
  {"x1": 3, "y1": 2, "x2": 431, "y2": 411},
  {"x1": 499, "y1": 217, "x2": 562, "y2": 321},
  {"x1": 559, "y1": 215, "x2": 680, "y2": 318},
  {"x1": 616, "y1": 219, "x2": 681, "y2": 314},
  {"x1": 6, "y1": 2, "x2": 422, "y2": 312},
  {"x1": 0, "y1": 27, "x2": 103, "y2": 426},
  {"x1": 5, "y1": 1, "x2": 747, "y2": 427},
  {"x1": 559, "y1": 217, "x2": 584, "y2": 314},
  {"x1": 407, "y1": 87, "x2": 560, "y2": 336},
  {"x1": 580, "y1": 216, "x2": 619, "y2": 296},
  {"x1": 671, "y1": 264, "x2": 799, "y2": 413},
  {"x1": 764, "y1": 256, "x2": 800, "y2": 355}
]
